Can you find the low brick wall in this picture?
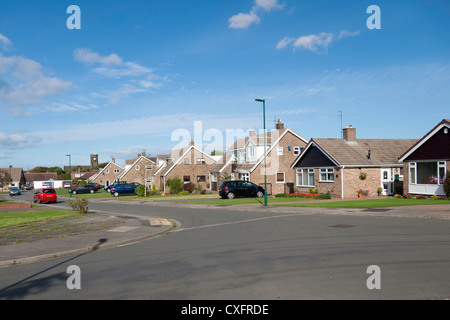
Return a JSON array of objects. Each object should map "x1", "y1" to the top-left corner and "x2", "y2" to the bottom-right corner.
[{"x1": 0, "y1": 203, "x2": 32, "y2": 209}]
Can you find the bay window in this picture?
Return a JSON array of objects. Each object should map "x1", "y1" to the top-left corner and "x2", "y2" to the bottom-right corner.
[{"x1": 409, "y1": 161, "x2": 446, "y2": 185}]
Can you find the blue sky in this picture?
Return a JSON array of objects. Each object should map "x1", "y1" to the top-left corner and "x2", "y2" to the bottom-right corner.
[{"x1": 0, "y1": 0, "x2": 449, "y2": 169}]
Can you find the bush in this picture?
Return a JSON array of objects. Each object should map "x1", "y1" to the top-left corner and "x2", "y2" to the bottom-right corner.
[
  {"x1": 166, "y1": 178, "x2": 184, "y2": 194},
  {"x1": 67, "y1": 198, "x2": 89, "y2": 214},
  {"x1": 275, "y1": 193, "x2": 288, "y2": 197},
  {"x1": 183, "y1": 182, "x2": 195, "y2": 193},
  {"x1": 444, "y1": 172, "x2": 450, "y2": 197},
  {"x1": 135, "y1": 185, "x2": 146, "y2": 197}
]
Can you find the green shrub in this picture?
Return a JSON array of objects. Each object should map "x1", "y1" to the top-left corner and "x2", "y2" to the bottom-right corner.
[
  {"x1": 166, "y1": 178, "x2": 184, "y2": 194},
  {"x1": 275, "y1": 193, "x2": 288, "y2": 197},
  {"x1": 67, "y1": 198, "x2": 89, "y2": 214},
  {"x1": 135, "y1": 185, "x2": 146, "y2": 197},
  {"x1": 444, "y1": 172, "x2": 450, "y2": 197}
]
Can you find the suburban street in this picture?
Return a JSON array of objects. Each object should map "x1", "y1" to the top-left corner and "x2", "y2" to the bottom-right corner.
[{"x1": 1, "y1": 192, "x2": 450, "y2": 301}]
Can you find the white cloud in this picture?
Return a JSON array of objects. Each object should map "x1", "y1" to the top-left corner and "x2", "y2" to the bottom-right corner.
[
  {"x1": 228, "y1": 11, "x2": 260, "y2": 29},
  {"x1": 0, "y1": 53, "x2": 72, "y2": 114},
  {"x1": 93, "y1": 62, "x2": 153, "y2": 79},
  {"x1": 0, "y1": 132, "x2": 42, "y2": 150},
  {"x1": 277, "y1": 30, "x2": 360, "y2": 53},
  {"x1": 228, "y1": 0, "x2": 284, "y2": 29},
  {"x1": 0, "y1": 34, "x2": 12, "y2": 50},
  {"x1": 74, "y1": 48, "x2": 122, "y2": 66},
  {"x1": 253, "y1": 0, "x2": 284, "y2": 12}
]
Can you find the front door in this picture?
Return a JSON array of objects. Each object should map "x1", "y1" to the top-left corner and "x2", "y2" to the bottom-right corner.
[{"x1": 381, "y1": 168, "x2": 394, "y2": 195}]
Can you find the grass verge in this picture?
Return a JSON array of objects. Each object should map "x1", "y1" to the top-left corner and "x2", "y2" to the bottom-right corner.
[
  {"x1": 270, "y1": 198, "x2": 450, "y2": 208},
  {"x1": 0, "y1": 209, "x2": 78, "y2": 228}
]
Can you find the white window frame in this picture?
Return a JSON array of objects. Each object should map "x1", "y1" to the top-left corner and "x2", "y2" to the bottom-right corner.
[
  {"x1": 106, "y1": 169, "x2": 110, "y2": 174},
  {"x1": 196, "y1": 158, "x2": 206, "y2": 165},
  {"x1": 135, "y1": 165, "x2": 140, "y2": 171},
  {"x1": 276, "y1": 172, "x2": 285, "y2": 184},
  {"x1": 293, "y1": 146, "x2": 301, "y2": 156},
  {"x1": 114, "y1": 169, "x2": 120, "y2": 174},
  {"x1": 145, "y1": 165, "x2": 152, "y2": 170},
  {"x1": 319, "y1": 168, "x2": 335, "y2": 182},
  {"x1": 296, "y1": 168, "x2": 315, "y2": 187},
  {"x1": 277, "y1": 147, "x2": 284, "y2": 156},
  {"x1": 410, "y1": 161, "x2": 447, "y2": 185}
]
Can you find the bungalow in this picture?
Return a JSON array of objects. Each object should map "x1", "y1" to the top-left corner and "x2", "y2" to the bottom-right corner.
[
  {"x1": 91, "y1": 158, "x2": 124, "y2": 187},
  {"x1": 0, "y1": 167, "x2": 26, "y2": 190},
  {"x1": 211, "y1": 120, "x2": 308, "y2": 195},
  {"x1": 399, "y1": 119, "x2": 450, "y2": 196},
  {"x1": 291, "y1": 126, "x2": 418, "y2": 199},
  {"x1": 155, "y1": 140, "x2": 220, "y2": 194}
]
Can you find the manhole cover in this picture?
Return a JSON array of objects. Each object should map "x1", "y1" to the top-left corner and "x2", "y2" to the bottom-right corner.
[{"x1": 329, "y1": 224, "x2": 355, "y2": 229}]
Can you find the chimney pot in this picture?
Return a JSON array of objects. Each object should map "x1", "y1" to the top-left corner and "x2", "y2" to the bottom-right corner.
[{"x1": 276, "y1": 119, "x2": 284, "y2": 130}]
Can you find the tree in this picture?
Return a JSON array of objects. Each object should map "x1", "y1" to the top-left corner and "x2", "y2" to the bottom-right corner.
[{"x1": 0, "y1": 170, "x2": 11, "y2": 191}]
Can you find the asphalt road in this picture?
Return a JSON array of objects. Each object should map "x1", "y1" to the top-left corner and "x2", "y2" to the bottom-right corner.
[{"x1": 1, "y1": 191, "x2": 450, "y2": 301}]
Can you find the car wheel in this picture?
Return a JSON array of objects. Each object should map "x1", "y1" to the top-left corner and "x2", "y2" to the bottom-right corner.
[
  {"x1": 227, "y1": 192, "x2": 235, "y2": 200},
  {"x1": 256, "y1": 191, "x2": 264, "y2": 198},
  {"x1": 73, "y1": 191, "x2": 77, "y2": 195},
  {"x1": 114, "y1": 192, "x2": 119, "y2": 197}
]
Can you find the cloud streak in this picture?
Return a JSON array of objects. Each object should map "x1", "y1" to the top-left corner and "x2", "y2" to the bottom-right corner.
[
  {"x1": 277, "y1": 30, "x2": 360, "y2": 53},
  {"x1": 228, "y1": 0, "x2": 284, "y2": 29}
]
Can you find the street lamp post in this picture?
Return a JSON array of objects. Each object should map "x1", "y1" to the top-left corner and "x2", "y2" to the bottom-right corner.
[
  {"x1": 255, "y1": 98, "x2": 268, "y2": 207},
  {"x1": 66, "y1": 154, "x2": 72, "y2": 198}
]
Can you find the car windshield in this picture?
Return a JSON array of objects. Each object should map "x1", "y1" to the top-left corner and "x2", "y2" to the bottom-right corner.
[{"x1": 43, "y1": 189, "x2": 55, "y2": 193}]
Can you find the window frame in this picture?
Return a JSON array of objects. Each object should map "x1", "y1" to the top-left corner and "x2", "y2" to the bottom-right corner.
[
  {"x1": 319, "y1": 168, "x2": 335, "y2": 182},
  {"x1": 296, "y1": 168, "x2": 315, "y2": 187},
  {"x1": 276, "y1": 172, "x2": 285, "y2": 184}
]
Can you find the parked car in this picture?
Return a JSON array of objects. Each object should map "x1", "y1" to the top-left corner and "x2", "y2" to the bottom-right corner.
[
  {"x1": 105, "y1": 181, "x2": 127, "y2": 192},
  {"x1": 23, "y1": 183, "x2": 33, "y2": 190},
  {"x1": 85, "y1": 183, "x2": 102, "y2": 191},
  {"x1": 34, "y1": 188, "x2": 57, "y2": 203},
  {"x1": 219, "y1": 180, "x2": 265, "y2": 199},
  {"x1": 110, "y1": 183, "x2": 137, "y2": 197},
  {"x1": 9, "y1": 187, "x2": 21, "y2": 196},
  {"x1": 70, "y1": 184, "x2": 98, "y2": 195}
]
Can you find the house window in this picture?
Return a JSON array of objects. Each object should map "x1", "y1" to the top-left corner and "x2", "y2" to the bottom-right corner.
[
  {"x1": 296, "y1": 169, "x2": 314, "y2": 187},
  {"x1": 293, "y1": 147, "x2": 302, "y2": 156},
  {"x1": 183, "y1": 176, "x2": 191, "y2": 184},
  {"x1": 277, "y1": 147, "x2": 284, "y2": 156},
  {"x1": 320, "y1": 168, "x2": 334, "y2": 182},
  {"x1": 410, "y1": 161, "x2": 446, "y2": 185},
  {"x1": 184, "y1": 158, "x2": 190, "y2": 165},
  {"x1": 276, "y1": 172, "x2": 285, "y2": 184},
  {"x1": 197, "y1": 175, "x2": 206, "y2": 182},
  {"x1": 114, "y1": 169, "x2": 120, "y2": 173},
  {"x1": 241, "y1": 173, "x2": 250, "y2": 181},
  {"x1": 145, "y1": 165, "x2": 152, "y2": 170},
  {"x1": 196, "y1": 158, "x2": 205, "y2": 165},
  {"x1": 106, "y1": 169, "x2": 110, "y2": 174},
  {"x1": 135, "y1": 165, "x2": 140, "y2": 170},
  {"x1": 145, "y1": 178, "x2": 152, "y2": 183}
]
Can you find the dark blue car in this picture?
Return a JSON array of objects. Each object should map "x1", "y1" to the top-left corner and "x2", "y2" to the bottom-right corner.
[{"x1": 110, "y1": 183, "x2": 137, "y2": 197}]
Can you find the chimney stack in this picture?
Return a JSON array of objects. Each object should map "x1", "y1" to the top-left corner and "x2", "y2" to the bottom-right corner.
[
  {"x1": 343, "y1": 125, "x2": 356, "y2": 142},
  {"x1": 142, "y1": 150, "x2": 146, "y2": 157},
  {"x1": 112, "y1": 157, "x2": 115, "y2": 163},
  {"x1": 190, "y1": 139, "x2": 194, "y2": 146},
  {"x1": 249, "y1": 130, "x2": 256, "y2": 137},
  {"x1": 276, "y1": 119, "x2": 284, "y2": 130}
]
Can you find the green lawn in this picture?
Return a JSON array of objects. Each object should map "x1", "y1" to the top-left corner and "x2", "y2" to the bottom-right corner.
[
  {"x1": 0, "y1": 209, "x2": 78, "y2": 228},
  {"x1": 178, "y1": 197, "x2": 450, "y2": 208},
  {"x1": 116, "y1": 194, "x2": 220, "y2": 201},
  {"x1": 57, "y1": 189, "x2": 113, "y2": 198},
  {"x1": 271, "y1": 198, "x2": 450, "y2": 208}
]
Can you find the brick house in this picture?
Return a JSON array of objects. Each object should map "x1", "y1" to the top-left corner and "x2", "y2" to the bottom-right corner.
[
  {"x1": 211, "y1": 120, "x2": 308, "y2": 195},
  {"x1": 118, "y1": 153, "x2": 157, "y2": 187},
  {"x1": 0, "y1": 167, "x2": 26, "y2": 190},
  {"x1": 399, "y1": 119, "x2": 450, "y2": 196},
  {"x1": 291, "y1": 126, "x2": 418, "y2": 199},
  {"x1": 91, "y1": 158, "x2": 124, "y2": 187},
  {"x1": 155, "y1": 140, "x2": 220, "y2": 194}
]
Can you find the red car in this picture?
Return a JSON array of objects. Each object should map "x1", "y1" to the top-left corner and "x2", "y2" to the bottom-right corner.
[{"x1": 34, "y1": 188, "x2": 57, "y2": 204}]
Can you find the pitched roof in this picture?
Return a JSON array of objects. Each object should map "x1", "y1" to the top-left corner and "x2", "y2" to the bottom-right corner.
[
  {"x1": 24, "y1": 172, "x2": 58, "y2": 182},
  {"x1": 294, "y1": 138, "x2": 418, "y2": 167},
  {"x1": 118, "y1": 155, "x2": 156, "y2": 179},
  {"x1": 398, "y1": 119, "x2": 450, "y2": 162},
  {"x1": 160, "y1": 145, "x2": 217, "y2": 177}
]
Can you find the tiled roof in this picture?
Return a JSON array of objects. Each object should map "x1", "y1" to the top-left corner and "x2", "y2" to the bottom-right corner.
[
  {"x1": 24, "y1": 172, "x2": 58, "y2": 182},
  {"x1": 313, "y1": 138, "x2": 418, "y2": 166}
]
